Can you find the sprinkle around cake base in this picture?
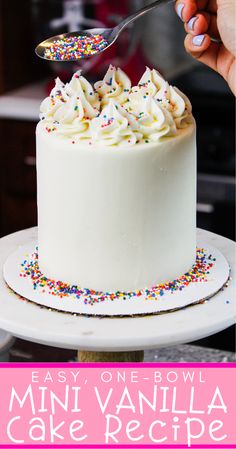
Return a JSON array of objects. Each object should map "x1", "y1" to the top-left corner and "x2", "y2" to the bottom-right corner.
[{"x1": 3, "y1": 241, "x2": 230, "y2": 317}]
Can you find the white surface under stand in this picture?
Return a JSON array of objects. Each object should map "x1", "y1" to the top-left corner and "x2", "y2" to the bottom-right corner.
[{"x1": 0, "y1": 228, "x2": 235, "y2": 362}]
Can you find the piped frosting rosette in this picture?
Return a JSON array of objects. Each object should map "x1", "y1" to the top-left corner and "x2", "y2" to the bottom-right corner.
[
  {"x1": 94, "y1": 64, "x2": 131, "y2": 106},
  {"x1": 134, "y1": 97, "x2": 177, "y2": 141},
  {"x1": 136, "y1": 67, "x2": 193, "y2": 128},
  {"x1": 39, "y1": 66, "x2": 194, "y2": 145},
  {"x1": 40, "y1": 72, "x2": 100, "y2": 140},
  {"x1": 90, "y1": 100, "x2": 142, "y2": 146}
]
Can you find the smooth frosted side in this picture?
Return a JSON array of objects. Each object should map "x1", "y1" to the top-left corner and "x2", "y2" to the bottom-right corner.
[{"x1": 36, "y1": 123, "x2": 196, "y2": 291}]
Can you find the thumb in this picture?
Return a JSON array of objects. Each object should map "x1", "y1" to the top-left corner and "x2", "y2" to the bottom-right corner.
[{"x1": 217, "y1": 0, "x2": 236, "y2": 56}]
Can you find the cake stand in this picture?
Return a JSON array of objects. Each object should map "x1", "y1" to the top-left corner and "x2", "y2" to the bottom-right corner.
[{"x1": 0, "y1": 227, "x2": 235, "y2": 362}]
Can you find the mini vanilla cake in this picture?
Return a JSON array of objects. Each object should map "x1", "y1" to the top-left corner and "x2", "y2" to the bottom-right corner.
[{"x1": 36, "y1": 65, "x2": 196, "y2": 292}]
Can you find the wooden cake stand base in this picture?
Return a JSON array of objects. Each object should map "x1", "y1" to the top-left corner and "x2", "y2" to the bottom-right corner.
[{"x1": 78, "y1": 350, "x2": 144, "y2": 362}]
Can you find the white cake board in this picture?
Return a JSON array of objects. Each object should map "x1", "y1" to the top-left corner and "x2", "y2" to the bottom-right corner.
[
  {"x1": 0, "y1": 228, "x2": 235, "y2": 351},
  {"x1": 3, "y1": 240, "x2": 230, "y2": 317}
]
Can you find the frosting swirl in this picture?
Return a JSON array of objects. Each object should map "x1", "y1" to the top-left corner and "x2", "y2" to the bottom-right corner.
[
  {"x1": 94, "y1": 65, "x2": 131, "y2": 106},
  {"x1": 90, "y1": 100, "x2": 142, "y2": 146},
  {"x1": 39, "y1": 66, "x2": 194, "y2": 145},
  {"x1": 135, "y1": 67, "x2": 193, "y2": 128},
  {"x1": 40, "y1": 71, "x2": 100, "y2": 140},
  {"x1": 40, "y1": 77, "x2": 69, "y2": 121},
  {"x1": 136, "y1": 97, "x2": 176, "y2": 141},
  {"x1": 66, "y1": 71, "x2": 100, "y2": 115}
]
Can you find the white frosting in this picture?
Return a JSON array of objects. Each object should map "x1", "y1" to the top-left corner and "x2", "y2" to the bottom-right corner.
[
  {"x1": 40, "y1": 72, "x2": 99, "y2": 140},
  {"x1": 126, "y1": 95, "x2": 176, "y2": 141},
  {"x1": 94, "y1": 64, "x2": 131, "y2": 106},
  {"x1": 39, "y1": 66, "x2": 193, "y2": 144},
  {"x1": 134, "y1": 67, "x2": 193, "y2": 129},
  {"x1": 36, "y1": 123, "x2": 196, "y2": 291},
  {"x1": 66, "y1": 71, "x2": 100, "y2": 113},
  {"x1": 90, "y1": 100, "x2": 142, "y2": 146},
  {"x1": 37, "y1": 67, "x2": 196, "y2": 292}
]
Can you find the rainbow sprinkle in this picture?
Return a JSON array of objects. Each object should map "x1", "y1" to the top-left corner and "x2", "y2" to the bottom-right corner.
[
  {"x1": 44, "y1": 34, "x2": 108, "y2": 61},
  {"x1": 19, "y1": 249, "x2": 215, "y2": 306}
]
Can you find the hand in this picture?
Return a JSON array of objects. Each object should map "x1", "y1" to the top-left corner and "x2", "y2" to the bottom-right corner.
[{"x1": 175, "y1": 0, "x2": 236, "y2": 95}]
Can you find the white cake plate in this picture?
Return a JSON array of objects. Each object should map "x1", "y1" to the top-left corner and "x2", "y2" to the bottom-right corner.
[
  {"x1": 0, "y1": 228, "x2": 235, "y2": 351},
  {"x1": 3, "y1": 239, "x2": 230, "y2": 317}
]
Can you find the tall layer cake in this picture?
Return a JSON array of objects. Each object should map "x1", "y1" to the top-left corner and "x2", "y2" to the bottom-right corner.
[{"x1": 36, "y1": 66, "x2": 196, "y2": 292}]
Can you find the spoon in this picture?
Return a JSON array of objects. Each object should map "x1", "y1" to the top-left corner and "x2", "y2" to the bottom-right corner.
[{"x1": 35, "y1": 0, "x2": 170, "y2": 61}]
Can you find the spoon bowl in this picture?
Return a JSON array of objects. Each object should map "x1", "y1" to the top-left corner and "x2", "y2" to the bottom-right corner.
[
  {"x1": 35, "y1": 0, "x2": 168, "y2": 62},
  {"x1": 35, "y1": 29, "x2": 113, "y2": 61}
]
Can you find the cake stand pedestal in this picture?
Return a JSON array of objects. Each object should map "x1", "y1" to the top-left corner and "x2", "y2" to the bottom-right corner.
[
  {"x1": 0, "y1": 228, "x2": 235, "y2": 362},
  {"x1": 78, "y1": 350, "x2": 144, "y2": 362}
]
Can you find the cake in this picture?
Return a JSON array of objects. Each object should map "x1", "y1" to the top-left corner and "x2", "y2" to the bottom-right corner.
[{"x1": 36, "y1": 65, "x2": 196, "y2": 292}]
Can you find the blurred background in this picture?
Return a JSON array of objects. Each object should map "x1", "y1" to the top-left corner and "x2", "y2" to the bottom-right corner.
[{"x1": 0, "y1": 0, "x2": 235, "y2": 361}]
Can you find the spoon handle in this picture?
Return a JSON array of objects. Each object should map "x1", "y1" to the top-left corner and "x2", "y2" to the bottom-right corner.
[
  {"x1": 118, "y1": 0, "x2": 172, "y2": 32},
  {"x1": 117, "y1": 0, "x2": 221, "y2": 44}
]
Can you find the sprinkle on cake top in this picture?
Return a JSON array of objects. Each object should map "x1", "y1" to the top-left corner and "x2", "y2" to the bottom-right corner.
[{"x1": 39, "y1": 65, "x2": 193, "y2": 146}]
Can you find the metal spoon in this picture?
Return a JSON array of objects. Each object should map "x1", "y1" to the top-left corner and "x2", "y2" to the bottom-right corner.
[{"x1": 35, "y1": 0, "x2": 170, "y2": 61}]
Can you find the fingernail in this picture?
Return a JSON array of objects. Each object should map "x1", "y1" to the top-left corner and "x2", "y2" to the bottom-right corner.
[
  {"x1": 187, "y1": 16, "x2": 197, "y2": 30},
  {"x1": 192, "y1": 34, "x2": 205, "y2": 46},
  {"x1": 176, "y1": 3, "x2": 184, "y2": 19}
]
